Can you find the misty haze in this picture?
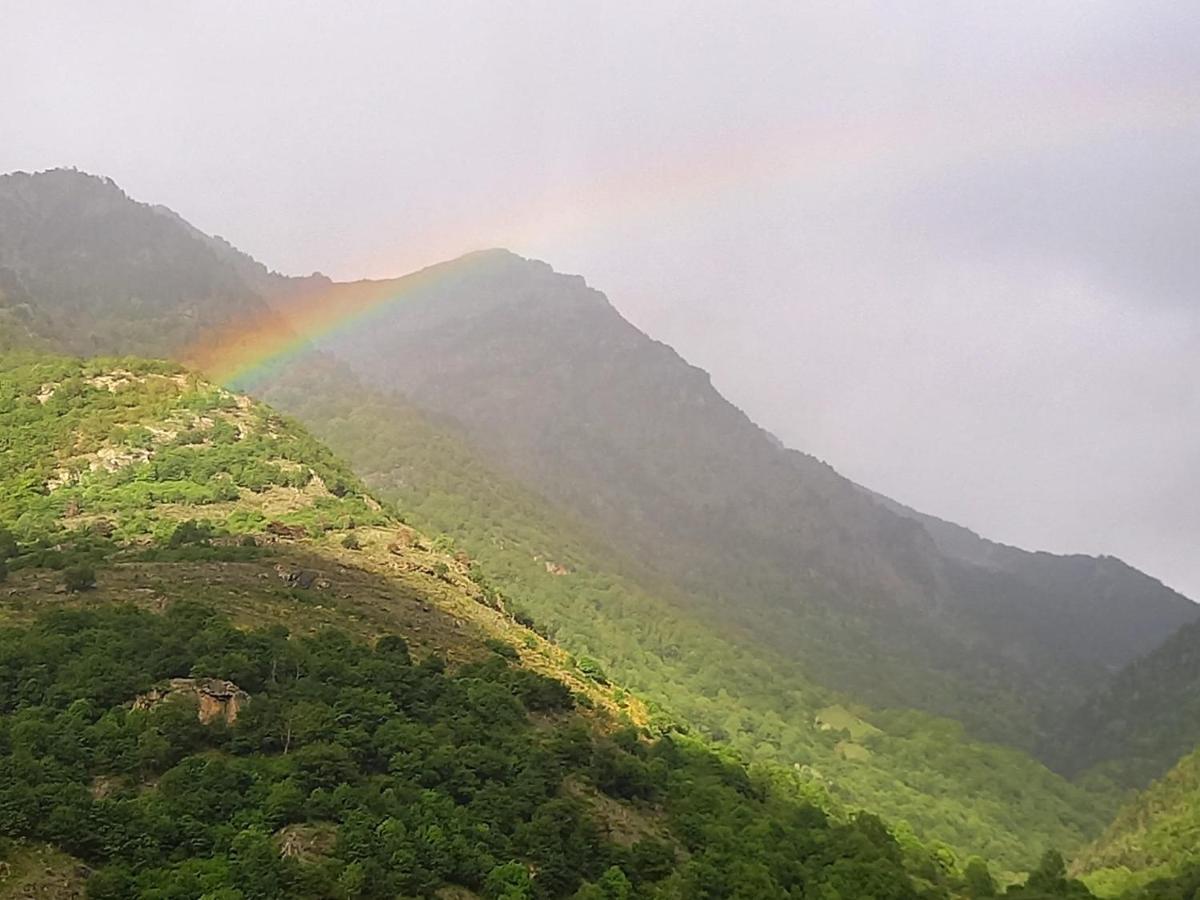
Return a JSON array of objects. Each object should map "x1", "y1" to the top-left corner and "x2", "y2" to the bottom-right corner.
[{"x1": 0, "y1": 3, "x2": 1197, "y2": 898}]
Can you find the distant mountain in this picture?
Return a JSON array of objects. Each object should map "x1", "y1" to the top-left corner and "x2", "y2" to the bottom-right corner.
[
  {"x1": 1047, "y1": 616, "x2": 1200, "y2": 789},
  {"x1": 0, "y1": 168, "x2": 292, "y2": 359},
  {"x1": 276, "y1": 248, "x2": 1198, "y2": 743},
  {"x1": 871, "y1": 492, "x2": 1194, "y2": 696}
]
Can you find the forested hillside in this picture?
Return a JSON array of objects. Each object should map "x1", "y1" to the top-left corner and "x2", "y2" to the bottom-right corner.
[
  {"x1": 1047, "y1": 618, "x2": 1200, "y2": 789},
  {"x1": 1072, "y1": 749, "x2": 1200, "y2": 898},
  {"x1": 0, "y1": 351, "x2": 957, "y2": 898},
  {"x1": 3, "y1": 170, "x2": 1194, "y2": 759},
  {"x1": 262, "y1": 364, "x2": 1115, "y2": 875}
]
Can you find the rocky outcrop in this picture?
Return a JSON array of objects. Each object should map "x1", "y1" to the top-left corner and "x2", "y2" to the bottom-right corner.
[{"x1": 133, "y1": 677, "x2": 249, "y2": 725}]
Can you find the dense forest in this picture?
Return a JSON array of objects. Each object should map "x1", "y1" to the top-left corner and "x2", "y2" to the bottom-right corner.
[{"x1": 0, "y1": 601, "x2": 936, "y2": 899}]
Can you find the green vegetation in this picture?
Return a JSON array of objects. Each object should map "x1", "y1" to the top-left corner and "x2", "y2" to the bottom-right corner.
[
  {"x1": 1073, "y1": 748, "x2": 1200, "y2": 898},
  {"x1": 264, "y1": 247, "x2": 1194, "y2": 772},
  {"x1": 5, "y1": 173, "x2": 1195, "y2": 891},
  {"x1": 0, "y1": 600, "x2": 940, "y2": 899},
  {"x1": 1048, "y1": 616, "x2": 1200, "y2": 791},
  {"x1": 0, "y1": 350, "x2": 959, "y2": 897},
  {"x1": 264, "y1": 373, "x2": 1117, "y2": 875},
  {"x1": 1, "y1": 349, "x2": 1187, "y2": 898},
  {"x1": 0, "y1": 353, "x2": 385, "y2": 573},
  {"x1": 62, "y1": 563, "x2": 96, "y2": 592}
]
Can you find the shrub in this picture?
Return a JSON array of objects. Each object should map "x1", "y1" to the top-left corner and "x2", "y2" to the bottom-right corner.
[
  {"x1": 167, "y1": 519, "x2": 213, "y2": 548},
  {"x1": 0, "y1": 526, "x2": 18, "y2": 560},
  {"x1": 341, "y1": 533, "x2": 360, "y2": 550},
  {"x1": 486, "y1": 638, "x2": 520, "y2": 660},
  {"x1": 578, "y1": 657, "x2": 610, "y2": 685},
  {"x1": 63, "y1": 564, "x2": 96, "y2": 592}
]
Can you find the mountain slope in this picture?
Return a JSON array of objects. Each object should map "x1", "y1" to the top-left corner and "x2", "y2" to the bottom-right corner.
[
  {"x1": 262, "y1": 364, "x2": 1116, "y2": 875},
  {"x1": 2, "y1": 168, "x2": 1192, "y2": 874},
  {"x1": 1047, "y1": 616, "x2": 1200, "y2": 789},
  {"x1": 6, "y1": 168, "x2": 1195, "y2": 750},
  {"x1": 279, "y1": 248, "x2": 1197, "y2": 744},
  {"x1": 0, "y1": 351, "x2": 946, "y2": 899},
  {"x1": 871, "y1": 492, "x2": 1193, "y2": 701},
  {"x1": 1072, "y1": 748, "x2": 1200, "y2": 897},
  {"x1": 0, "y1": 169, "x2": 293, "y2": 360}
]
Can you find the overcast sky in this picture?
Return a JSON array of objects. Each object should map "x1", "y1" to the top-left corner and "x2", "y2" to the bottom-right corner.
[{"x1": 3, "y1": 2, "x2": 1198, "y2": 598}]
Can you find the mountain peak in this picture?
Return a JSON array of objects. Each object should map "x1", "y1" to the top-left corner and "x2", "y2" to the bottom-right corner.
[{"x1": 0, "y1": 166, "x2": 130, "y2": 203}]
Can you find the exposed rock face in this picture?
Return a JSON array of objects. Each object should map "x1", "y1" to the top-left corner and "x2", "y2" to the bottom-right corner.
[
  {"x1": 266, "y1": 521, "x2": 307, "y2": 540},
  {"x1": 274, "y1": 823, "x2": 337, "y2": 862},
  {"x1": 274, "y1": 564, "x2": 319, "y2": 589},
  {"x1": 133, "y1": 677, "x2": 249, "y2": 725}
]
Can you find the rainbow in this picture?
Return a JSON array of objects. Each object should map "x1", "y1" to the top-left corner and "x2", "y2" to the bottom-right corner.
[
  {"x1": 184, "y1": 251, "x2": 501, "y2": 387},
  {"x1": 185, "y1": 75, "x2": 1197, "y2": 388}
]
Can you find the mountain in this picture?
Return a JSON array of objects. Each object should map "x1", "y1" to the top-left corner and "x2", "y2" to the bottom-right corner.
[
  {"x1": 6, "y1": 169, "x2": 1195, "y2": 747},
  {"x1": 1046, "y1": 616, "x2": 1200, "y2": 789},
  {"x1": 261, "y1": 362, "x2": 1118, "y2": 875},
  {"x1": 0, "y1": 350, "x2": 956, "y2": 899},
  {"x1": 1072, "y1": 748, "x2": 1200, "y2": 898},
  {"x1": 1, "y1": 167, "x2": 1193, "y2": 875},
  {"x1": 0, "y1": 168, "x2": 292, "y2": 360},
  {"x1": 275, "y1": 248, "x2": 1197, "y2": 744},
  {"x1": 871, "y1": 493, "x2": 1194, "y2": 708}
]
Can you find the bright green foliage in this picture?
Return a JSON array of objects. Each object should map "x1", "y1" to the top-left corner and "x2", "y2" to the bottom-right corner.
[
  {"x1": 264, "y1": 373, "x2": 1116, "y2": 874},
  {"x1": 0, "y1": 354, "x2": 386, "y2": 569},
  {"x1": 1074, "y1": 748, "x2": 1200, "y2": 897},
  {"x1": 0, "y1": 603, "x2": 934, "y2": 898},
  {"x1": 964, "y1": 857, "x2": 996, "y2": 897}
]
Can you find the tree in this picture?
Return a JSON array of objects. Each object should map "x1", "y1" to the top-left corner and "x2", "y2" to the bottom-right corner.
[
  {"x1": 484, "y1": 861, "x2": 535, "y2": 899},
  {"x1": 1026, "y1": 850, "x2": 1068, "y2": 894},
  {"x1": 964, "y1": 856, "x2": 995, "y2": 897},
  {"x1": 1013, "y1": 849, "x2": 1095, "y2": 898},
  {"x1": 574, "y1": 866, "x2": 633, "y2": 900}
]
